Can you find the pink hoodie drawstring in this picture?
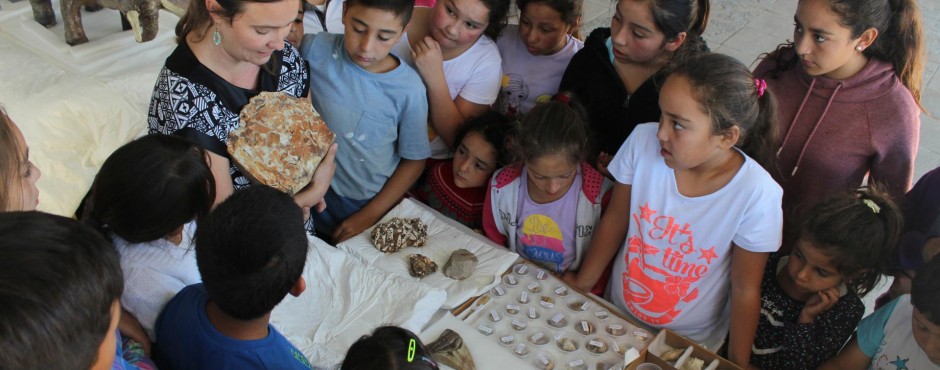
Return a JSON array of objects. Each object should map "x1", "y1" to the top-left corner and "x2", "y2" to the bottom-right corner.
[{"x1": 776, "y1": 78, "x2": 843, "y2": 176}]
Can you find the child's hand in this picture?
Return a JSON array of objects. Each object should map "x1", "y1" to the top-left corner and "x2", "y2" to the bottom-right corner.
[
  {"x1": 412, "y1": 36, "x2": 445, "y2": 83},
  {"x1": 562, "y1": 271, "x2": 592, "y2": 292},
  {"x1": 596, "y1": 151, "x2": 613, "y2": 178},
  {"x1": 798, "y1": 287, "x2": 841, "y2": 324},
  {"x1": 332, "y1": 211, "x2": 375, "y2": 244}
]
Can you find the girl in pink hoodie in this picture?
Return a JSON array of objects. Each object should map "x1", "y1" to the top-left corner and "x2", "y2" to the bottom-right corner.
[{"x1": 753, "y1": 0, "x2": 925, "y2": 252}]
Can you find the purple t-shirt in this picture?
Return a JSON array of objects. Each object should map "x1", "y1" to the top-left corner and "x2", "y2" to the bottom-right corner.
[{"x1": 515, "y1": 166, "x2": 581, "y2": 273}]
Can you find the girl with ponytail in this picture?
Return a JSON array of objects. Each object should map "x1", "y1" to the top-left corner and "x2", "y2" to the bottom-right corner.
[
  {"x1": 565, "y1": 53, "x2": 783, "y2": 369},
  {"x1": 559, "y1": 0, "x2": 710, "y2": 176},
  {"x1": 754, "y1": 0, "x2": 924, "y2": 253}
]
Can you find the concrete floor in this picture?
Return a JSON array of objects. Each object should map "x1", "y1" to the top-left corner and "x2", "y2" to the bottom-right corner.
[{"x1": 580, "y1": 0, "x2": 940, "y2": 182}]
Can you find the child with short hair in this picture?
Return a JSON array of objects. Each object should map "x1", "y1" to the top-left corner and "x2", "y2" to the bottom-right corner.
[
  {"x1": 299, "y1": 0, "x2": 430, "y2": 243},
  {"x1": 0, "y1": 212, "x2": 131, "y2": 369},
  {"x1": 496, "y1": 0, "x2": 583, "y2": 116},
  {"x1": 751, "y1": 187, "x2": 902, "y2": 370},
  {"x1": 483, "y1": 95, "x2": 611, "y2": 277},
  {"x1": 83, "y1": 134, "x2": 216, "y2": 340},
  {"x1": 341, "y1": 326, "x2": 439, "y2": 370},
  {"x1": 154, "y1": 185, "x2": 313, "y2": 369},
  {"x1": 820, "y1": 254, "x2": 940, "y2": 369},
  {"x1": 564, "y1": 53, "x2": 782, "y2": 368},
  {"x1": 414, "y1": 110, "x2": 514, "y2": 230}
]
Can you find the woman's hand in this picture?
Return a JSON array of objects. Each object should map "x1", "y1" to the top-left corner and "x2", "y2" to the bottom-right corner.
[
  {"x1": 294, "y1": 143, "x2": 337, "y2": 220},
  {"x1": 798, "y1": 286, "x2": 841, "y2": 324},
  {"x1": 412, "y1": 36, "x2": 445, "y2": 84}
]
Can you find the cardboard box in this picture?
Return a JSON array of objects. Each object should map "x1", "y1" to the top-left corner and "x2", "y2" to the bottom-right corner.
[{"x1": 624, "y1": 329, "x2": 742, "y2": 370}]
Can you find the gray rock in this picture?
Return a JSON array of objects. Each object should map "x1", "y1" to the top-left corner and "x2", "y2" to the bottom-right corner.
[{"x1": 443, "y1": 249, "x2": 478, "y2": 280}]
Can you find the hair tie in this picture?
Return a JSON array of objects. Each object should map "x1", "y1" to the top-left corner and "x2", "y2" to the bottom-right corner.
[
  {"x1": 553, "y1": 93, "x2": 571, "y2": 106},
  {"x1": 753, "y1": 78, "x2": 767, "y2": 98},
  {"x1": 407, "y1": 339, "x2": 416, "y2": 362},
  {"x1": 862, "y1": 199, "x2": 881, "y2": 214}
]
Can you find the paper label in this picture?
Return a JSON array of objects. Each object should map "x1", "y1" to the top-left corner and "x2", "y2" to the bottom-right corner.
[
  {"x1": 501, "y1": 335, "x2": 514, "y2": 344},
  {"x1": 531, "y1": 332, "x2": 544, "y2": 341},
  {"x1": 507, "y1": 304, "x2": 520, "y2": 312},
  {"x1": 554, "y1": 286, "x2": 567, "y2": 295},
  {"x1": 528, "y1": 282, "x2": 540, "y2": 290},
  {"x1": 512, "y1": 320, "x2": 527, "y2": 329},
  {"x1": 589, "y1": 340, "x2": 603, "y2": 347},
  {"x1": 536, "y1": 270, "x2": 546, "y2": 279},
  {"x1": 581, "y1": 321, "x2": 589, "y2": 332},
  {"x1": 594, "y1": 310, "x2": 609, "y2": 319},
  {"x1": 517, "y1": 265, "x2": 528, "y2": 274},
  {"x1": 569, "y1": 359, "x2": 584, "y2": 367},
  {"x1": 551, "y1": 313, "x2": 564, "y2": 324},
  {"x1": 490, "y1": 310, "x2": 500, "y2": 321},
  {"x1": 554, "y1": 331, "x2": 566, "y2": 340},
  {"x1": 610, "y1": 324, "x2": 623, "y2": 330},
  {"x1": 478, "y1": 325, "x2": 493, "y2": 335},
  {"x1": 633, "y1": 330, "x2": 648, "y2": 338},
  {"x1": 580, "y1": 301, "x2": 591, "y2": 311},
  {"x1": 537, "y1": 353, "x2": 549, "y2": 365},
  {"x1": 495, "y1": 286, "x2": 505, "y2": 296},
  {"x1": 540, "y1": 301, "x2": 554, "y2": 308},
  {"x1": 507, "y1": 276, "x2": 516, "y2": 285},
  {"x1": 514, "y1": 343, "x2": 526, "y2": 354},
  {"x1": 528, "y1": 307, "x2": 538, "y2": 319},
  {"x1": 521, "y1": 292, "x2": 529, "y2": 303}
]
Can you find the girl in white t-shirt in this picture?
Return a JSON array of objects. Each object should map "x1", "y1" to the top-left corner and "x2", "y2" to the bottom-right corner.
[
  {"x1": 563, "y1": 53, "x2": 783, "y2": 369},
  {"x1": 83, "y1": 134, "x2": 216, "y2": 340},
  {"x1": 393, "y1": 0, "x2": 510, "y2": 158},
  {"x1": 495, "y1": 0, "x2": 583, "y2": 117}
]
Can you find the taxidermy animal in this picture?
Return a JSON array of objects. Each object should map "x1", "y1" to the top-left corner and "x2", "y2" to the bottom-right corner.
[{"x1": 29, "y1": 0, "x2": 162, "y2": 45}]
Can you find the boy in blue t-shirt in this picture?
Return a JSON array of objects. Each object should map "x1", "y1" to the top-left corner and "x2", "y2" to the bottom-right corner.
[
  {"x1": 154, "y1": 186, "x2": 313, "y2": 370},
  {"x1": 820, "y1": 254, "x2": 940, "y2": 369},
  {"x1": 299, "y1": 0, "x2": 429, "y2": 243},
  {"x1": 0, "y1": 212, "x2": 145, "y2": 370}
]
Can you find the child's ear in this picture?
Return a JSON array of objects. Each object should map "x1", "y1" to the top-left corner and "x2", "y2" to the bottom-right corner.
[
  {"x1": 664, "y1": 31, "x2": 687, "y2": 53},
  {"x1": 289, "y1": 276, "x2": 306, "y2": 297},
  {"x1": 718, "y1": 126, "x2": 740, "y2": 149}
]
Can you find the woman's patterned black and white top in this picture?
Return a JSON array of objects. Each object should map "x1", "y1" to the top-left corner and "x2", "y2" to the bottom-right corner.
[{"x1": 147, "y1": 40, "x2": 310, "y2": 188}]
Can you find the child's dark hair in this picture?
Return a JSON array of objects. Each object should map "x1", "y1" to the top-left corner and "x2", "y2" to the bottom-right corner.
[
  {"x1": 759, "y1": 0, "x2": 924, "y2": 109},
  {"x1": 453, "y1": 110, "x2": 516, "y2": 167},
  {"x1": 516, "y1": 92, "x2": 591, "y2": 165},
  {"x1": 0, "y1": 211, "x2": 123, "y2": 369},
  {"x1": 665, "y1": 52, "x2": 779, "y2": 173},
  {"x1": 478, "y1": 0, "x2": 511, "y2": 40},
  {"x1": 84, "y1": 134, "x2": 216, "y2": 244},
  {"x1": 341, "y1": 326, "x2": 439, "y2": 370},
  {"x1": 346, "y1": 0, "x2": 416, "y2": 26},
  {"x1": 640, "y1": 0, "x2": 711, "y2": 60},
  {"x1": 800, "y1": 186, "x2": 902, "y2": 296},
  {"x1": 911, "y1": 253, "x2": 940, "y2": 325},
  {"x1": 196, "y1": 185, "x2": 307, "y2": 320},
  {"x1": 516, "y1": 0, "x2": 582, "y2": 30}
]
